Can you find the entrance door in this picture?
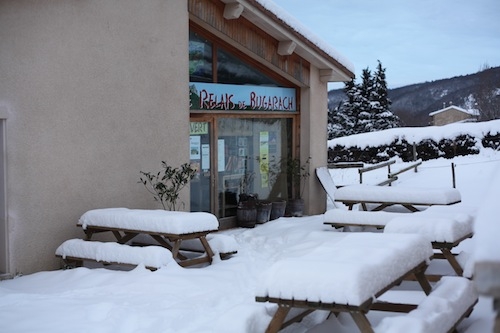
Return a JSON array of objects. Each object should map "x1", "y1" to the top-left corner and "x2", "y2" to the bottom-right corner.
[
  {"x1": 217, "y1": 118, "x2": 292, "y2": 219},
  {"x1": 190, "y1": 117, "x2": 293, "y2": 222}
]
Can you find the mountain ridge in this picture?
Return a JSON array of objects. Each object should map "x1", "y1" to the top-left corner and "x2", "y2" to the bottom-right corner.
[{"x1": 327, "y1": 66, "x2": 500, "y2": 126}]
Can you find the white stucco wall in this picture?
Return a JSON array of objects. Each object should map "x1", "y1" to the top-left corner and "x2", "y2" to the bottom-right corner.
[{"x1": 0, "y1": 0, "x2": 189, "y2": 274}]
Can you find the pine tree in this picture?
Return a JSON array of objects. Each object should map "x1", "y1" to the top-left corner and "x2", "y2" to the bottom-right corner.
[
  {"x1": 371, "y1": 60, "x2": 400, "y2": 130},
  {"x1": 327, "y1": 60, "x2": 400, "y2": 138}
]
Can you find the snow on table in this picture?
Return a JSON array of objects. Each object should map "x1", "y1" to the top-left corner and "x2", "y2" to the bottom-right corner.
[
  {"x1": 55, "y1": 239, "x2": 174, "y2": 269},
  {"x1": 384, "y1": 214, "x2": 473, "y2": 243},
  {"x1": 375, "y1": 276, "x2": 478, "y2": 333},
  {"x1": 334, "y1": 185, "x2": 461, "y2": 205},
  {"x1": 256, "y1": 233, "x2": 433, "y2": 306},
  {"x1": 78, "y1": 208, "x2": 219, "y2": 234}
]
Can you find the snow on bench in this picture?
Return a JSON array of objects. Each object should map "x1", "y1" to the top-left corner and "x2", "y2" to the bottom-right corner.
[
  {"x1": 334, "y1": 184, "x2": 462, "y2": 211},
  {"x1": 178, "y1": 233, "x2": 238, "y2": 258},
  {"x1": 56, "y1": 239, "x2": 174, "y2": 270},
  {"x1": 375, "y1": 276, "x2": 478, "y2": 333}
]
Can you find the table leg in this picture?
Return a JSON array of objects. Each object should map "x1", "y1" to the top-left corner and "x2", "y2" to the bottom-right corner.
[
  {"x1": 266, "y1": 306, "x2": 290, "y2": 333},
  {"x1": 350, "y1": 311, "x2": 374, "y2": 333}
]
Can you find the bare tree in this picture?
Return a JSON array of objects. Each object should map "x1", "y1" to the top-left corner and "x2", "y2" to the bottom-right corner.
[{"x1": 476, "y1": 64, "x2": 500, "y2": 121}]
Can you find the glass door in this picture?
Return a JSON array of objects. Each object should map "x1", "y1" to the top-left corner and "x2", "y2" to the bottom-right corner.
[
  {"x1": 189, "y1": 121, "x2": 212, "y2": 213},
  {"x1": 190, "y1": 117, "x2": 293, "y2": 220},
  {"x1": 217, "y1": 118, "x2": 292, "y2": 218}
]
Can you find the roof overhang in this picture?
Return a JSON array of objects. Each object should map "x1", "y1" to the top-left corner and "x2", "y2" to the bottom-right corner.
[{"x1": 219, "y1": 0, "x2": 354, "y2": 83}]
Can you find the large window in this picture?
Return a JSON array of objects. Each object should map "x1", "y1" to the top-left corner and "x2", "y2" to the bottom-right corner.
[{"x1": 189, "y1": 30, "x2": 282, "y2": 87}]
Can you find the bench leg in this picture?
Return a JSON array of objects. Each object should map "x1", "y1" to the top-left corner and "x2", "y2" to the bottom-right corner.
[
  {"x1": 265, "y1": 306, "x2": 290, "y2": 333},
  {"x1": 350, "y1": 311, "x2": 374, "y2": 333},
  {"x1": 440, "y1": 248, "x2": 464, "y2": 276}
]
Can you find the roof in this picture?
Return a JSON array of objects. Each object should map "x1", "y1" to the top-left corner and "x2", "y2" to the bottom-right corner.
[
  {"x1": 221, "y1": 0, "x2": 355, "y2": 82},
  {"x1": 429, "y1": 105, "x2": 479, "y2": 117}
]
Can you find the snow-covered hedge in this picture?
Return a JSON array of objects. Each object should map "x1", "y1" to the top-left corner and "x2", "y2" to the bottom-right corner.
[{"x1": 327, "y1": 120, "x2": 500, "y2": 163}]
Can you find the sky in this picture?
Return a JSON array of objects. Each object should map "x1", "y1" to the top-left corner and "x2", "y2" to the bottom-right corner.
[{"x1": 270, "y1": 0, "x2": 500, "y2": 89}]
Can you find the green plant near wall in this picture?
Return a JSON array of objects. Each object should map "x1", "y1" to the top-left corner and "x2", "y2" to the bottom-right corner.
[
  {"x1": 285, "y1": 156, "x2": 311, "y2": 199},
  {"x1": 139, "y1": 161, "x2": 196, "y2": 211}
]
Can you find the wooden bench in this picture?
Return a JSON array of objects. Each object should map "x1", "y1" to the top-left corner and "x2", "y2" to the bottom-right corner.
[
  {"x1": 255, "y1": 233, "x2": 434, "y2": 333},
  {"x1": 375, "y1": 276, "x2": 478, "y2": 333},
  {"x1": 76, "y1": 208, "x2": 219, "y2": 267},
  {"x1": 56, "y1": 239, "x2": 173, "y2": 270},
  {"x1": 334, "y1": 184, "x2": 462, "y2": 212},
  {"x1": 324, "y1": 209, "x2": 474, "y2": 280}
]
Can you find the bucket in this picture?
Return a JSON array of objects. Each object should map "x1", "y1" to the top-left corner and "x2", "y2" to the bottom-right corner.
[
  {"x1": 236, "y1": 201, "x2": 257, "y2": 228},
  {"x1": 256, "y1": 201, "x2": 272, "y2": 224},
  {"x1": 270, "y1": 200, "x2": 287, "y2": 220}
]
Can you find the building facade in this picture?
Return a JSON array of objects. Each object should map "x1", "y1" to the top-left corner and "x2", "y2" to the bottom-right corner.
[
  {"x1": 429, "y1": 105, "x2": 479, "y2": 126},
  {"x1": 0, "y1": 0, "x2": 353, "y2": 275}
]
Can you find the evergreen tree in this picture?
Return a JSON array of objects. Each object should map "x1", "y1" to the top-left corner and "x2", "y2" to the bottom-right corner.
[
  {"x1": 371, "y1": 60, "x2": 400, "y2": 130},
  {"x1": 328, "y1": 61, "x2": 400, "y2": 138}
]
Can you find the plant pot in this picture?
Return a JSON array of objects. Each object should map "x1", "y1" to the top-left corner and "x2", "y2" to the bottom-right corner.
[
  {"x1": 270, "y1": 200, "x2": 287, "y2": 220},
  {"x1": 256, "y1": 201, "x2": 272, "y2": 224},
  {"x1": 287, "y1": 198, "x2": 304, "y2": 217},
  {"x1": 236, "y1": 201, "x2": 257, "y2": 228}
]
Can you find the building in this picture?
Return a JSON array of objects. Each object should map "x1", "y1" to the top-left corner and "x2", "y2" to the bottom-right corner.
[
  {"x1": 429, "y1": 105, "x2": 479, "y2": 126},
  {"x1": 0, "y1": 0, "x2": 353, "y2": 275}
]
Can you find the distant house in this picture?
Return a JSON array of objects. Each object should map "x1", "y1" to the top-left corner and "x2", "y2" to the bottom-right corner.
[{"x1": 429, "y1": 105, "x2": 479, "y2": 126}]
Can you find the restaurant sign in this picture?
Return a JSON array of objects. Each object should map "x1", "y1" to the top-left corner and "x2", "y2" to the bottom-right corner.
[{"x1": 189, "y1": 82, "x2": 296, "y2": 112}]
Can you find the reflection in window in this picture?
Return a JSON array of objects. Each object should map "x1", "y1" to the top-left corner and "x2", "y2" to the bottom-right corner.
[
  {"x1": 189, "y1": 31, "x2": 213, "y2": 82},
  {"x1": 217, "y1": 48, "x2": 281, "y2": 86}
]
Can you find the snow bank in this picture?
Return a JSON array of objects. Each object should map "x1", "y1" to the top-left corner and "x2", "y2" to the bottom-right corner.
[{"x1": 78, "y1": 208, "x2": 219, "y2": 234}]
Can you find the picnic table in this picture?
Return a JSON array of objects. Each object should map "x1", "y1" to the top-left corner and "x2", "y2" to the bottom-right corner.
[
  {"x1": 323, "y1": 207, "x2": 475, "y2": 280},
  {"x1": 333, "y1": 184, "x2": 461, "y2": 212},
  {"x1": 256, "y1": 233, "x2": 432, "y2": 332},
  {"x1": 62, "y1": 208, "x2": 220, "y2": 268},
  {"x1": 255, "y1": 232, "x2": 477, "y2": 333}
]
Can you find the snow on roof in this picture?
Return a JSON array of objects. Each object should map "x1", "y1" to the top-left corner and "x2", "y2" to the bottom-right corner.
[
  {"x1": 253, "y1": 0, "x2": 355, "y2": 75},
  {"x1": 328, "y1": 118, "x2": 500, "y2": 149},
  {"x1": 78, "y1": 208, "x2": 219, "y2": 234},
  {"x1": 256, "y1": 232, "x2": 432, "y2": 306},
  {"x1": 429, "y1": 105, "x2": 479, "y2": 117}
]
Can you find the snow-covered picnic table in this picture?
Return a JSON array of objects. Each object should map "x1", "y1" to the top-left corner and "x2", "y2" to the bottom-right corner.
[
  {"x1": 57, "y1": 208, "x2": 222, "y2": 268},
  {"x1": 333, "y1": 184, "x2": 461, "y2": 211},
  {"x1": 255, "y1": 232, "x2": 477, "y2": 333},
  {"x1": 256, "y1": 233, "x2": 433, "y2": 332},
  {"x1": 323, "y1": 206, "x2": 475, "y2": 279}
]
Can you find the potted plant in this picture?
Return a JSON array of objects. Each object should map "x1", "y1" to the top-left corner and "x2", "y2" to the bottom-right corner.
[
  {"x1": 284, "y1": 156, "x2": 311, "y2": 217},
  {"x1": 139, "y1": 161, "x2": 197, "y2": 211},
  {"x1": 236, "y1": 171, "x2": 257, "y2": 228},
  {"x1": 266, "y1": 156, "x2": 287, "y2": 220}
]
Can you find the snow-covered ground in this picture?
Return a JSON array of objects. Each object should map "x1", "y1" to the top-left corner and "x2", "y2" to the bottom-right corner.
[{"x1": 1, "y1": 122, "x2": 499, "y2": 333}]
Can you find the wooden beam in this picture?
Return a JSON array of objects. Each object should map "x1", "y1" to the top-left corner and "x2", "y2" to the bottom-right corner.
[
  {"x1": 223, "y1": 3, "x2": 244, "y2": 20},
  {"x1": 277, "y1": 40, "x2": 297, "y2": 56}
]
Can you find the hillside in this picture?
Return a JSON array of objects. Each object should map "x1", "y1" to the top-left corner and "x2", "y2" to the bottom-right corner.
[{"x1": 328, "y1": 66, "x2": 500, "y2": 126}]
